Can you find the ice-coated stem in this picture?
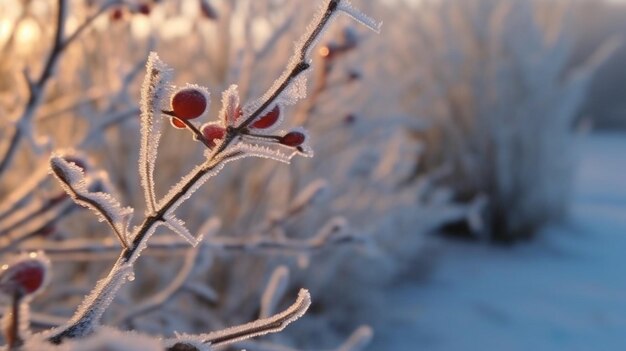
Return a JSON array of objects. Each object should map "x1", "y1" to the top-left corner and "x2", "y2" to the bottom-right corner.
[
  {"x1": 165, "y1": 289, "x2": 311, "y2": 350},
  {"x1": 47, "y1": 157, "x2": 224, "y2": 343}
]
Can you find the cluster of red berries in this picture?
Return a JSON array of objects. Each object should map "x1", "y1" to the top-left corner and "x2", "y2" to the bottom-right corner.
[{"x1": 167, "y1": 87, "x2": 306, "y2": 149}]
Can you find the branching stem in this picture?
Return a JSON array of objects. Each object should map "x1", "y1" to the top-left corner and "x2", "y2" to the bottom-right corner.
[{"x1": 48, "y1": 0, "x2": 346, "y2": 344}]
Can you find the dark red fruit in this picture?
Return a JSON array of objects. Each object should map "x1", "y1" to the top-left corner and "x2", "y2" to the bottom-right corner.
[
  {"x1": 137, "y1": 3, "x2": 151, "y2": 15},
  {"x1": 251, "y1": 105, "x2": 280, "y2": 129},
  {"x1": 201, "y1": 124, "x2": 226, "y2": 147},
  {"x1": 170, "y1": 117, "x2": 186, "y2": 129},
  {"x1": 279, "y1": 131, "x2": 305, "y2": 147},
  {"x1": 171, "y1": 88, "x2": 208, "y2": 120},
  {"x1": 110, "y1": 8, "x2": 124, "y2": 21},
  {"x1": 0, "y1": 256, "x2": 48, "y2": 296}
]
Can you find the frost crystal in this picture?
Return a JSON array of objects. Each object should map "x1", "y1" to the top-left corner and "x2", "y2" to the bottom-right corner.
[
  {"x1": 219, "y1": 84, "x2": 240, "y2": 127},
  {"x1": 45, "y1": 264, "x2": 133, "y2": 340},
  {"x1": 139, "y1": 52, "x2": 172, "y2": 214},
  {"x1": 168, "y1": 289, "x2": 311, "y2": 348},
  {"x1": 50, "y1": 155, "x2": 133, "y2": 248},
  {"x1": 163, "y1": 215, "x2": 204, "y2": 247},
  {"x1": 337, "y1": 1, "x2": 383, "y2": 33},
  {"x1": 231, "y1": 143, "x2": 298, "y2": 164},
  {"x1": 159, "y1": 161, "x2": 226, "y2": 215}
]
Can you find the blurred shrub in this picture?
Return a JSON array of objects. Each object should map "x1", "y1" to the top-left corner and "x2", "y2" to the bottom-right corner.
[
  {"x1": 574, "y1": 1, "x2": 626, "y2": 129},
  {"x1": 388, "y1": 0, "x2": 617, "y2": 242}
]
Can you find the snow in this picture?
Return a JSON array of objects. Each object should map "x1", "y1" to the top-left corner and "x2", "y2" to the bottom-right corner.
[{"x1": 370, "y1": 133, "x2": 626, "y2": 351}]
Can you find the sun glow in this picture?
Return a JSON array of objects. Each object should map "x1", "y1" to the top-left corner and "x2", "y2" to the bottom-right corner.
[
  {"x1": 15, "y1": 17, "x2": 41, "y2": 54},
  {"x1": 0, "y1": 18, "x2": 12, "y2": 47}
]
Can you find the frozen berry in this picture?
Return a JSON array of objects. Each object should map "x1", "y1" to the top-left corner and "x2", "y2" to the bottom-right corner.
[
  {"x1": 279, "y1": 131, "x2": 306, "y2": 147},
  {"x1": 137, "y1": 3, "x2": 151, "y2": 15},
  {"x1": 170, "y1": 117, "x2": 186, "y2": 129},
  {"x1": 171, "y1": 88, "x2": 208, "y2": 120},
  {"x1": 251, "y1": 105, "x2": 280, "y2": 129},
  {"x1": 0, "y1": 254, "x2": 49, "y2": 297},
  {"x1": 110, "y1": 8, "x2": 124, "y2": 21},
  {"x1": 201, "y1": 124, "x2": 226, "y2": 147}
]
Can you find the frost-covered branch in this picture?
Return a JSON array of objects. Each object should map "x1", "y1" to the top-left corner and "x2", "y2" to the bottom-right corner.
[
  {"x1": 216, "y1": 0, "x2": 381, "y2": 155},
  {"x1": 209, "y1": 217, "x2": 362, "y2": 253},
  {"x1": 165, "y1": 289, "x2": 311, "y2": 349},
  {"x1": 44, "y1": 0, "x2": 379, "y2": 345},
  {"x1": 50, "y1": 156, "x2": 133, "y2": 249},
  {"x1": 235, "y1": 325, "x2": 373, "y2": 351}
]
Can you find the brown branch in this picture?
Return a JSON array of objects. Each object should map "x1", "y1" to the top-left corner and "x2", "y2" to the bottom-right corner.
[{"x1": 0, "y1": 0, "x2": 118, "y2": 178}]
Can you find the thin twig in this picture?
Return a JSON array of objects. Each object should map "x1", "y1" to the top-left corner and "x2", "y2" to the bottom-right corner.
[
  {"x1": 165, "y1": 289, "x2": 310, "y2": 349},
  {"x1": 0, "y1": 0, "x2": 117, "y2": 178}
]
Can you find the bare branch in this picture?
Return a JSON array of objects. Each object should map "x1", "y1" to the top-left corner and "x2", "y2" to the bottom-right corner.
[
  {"x1": 0, "y1": 0, "x2": 121, "y2": 177},
  {"x1": 260, "y1": 266, "x2": 290, "y2": 319}
]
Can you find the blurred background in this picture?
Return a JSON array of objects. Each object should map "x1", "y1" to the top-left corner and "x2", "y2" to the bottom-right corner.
[{"x1": 0, "y1": 0, "x2": 625, "y2": 350}]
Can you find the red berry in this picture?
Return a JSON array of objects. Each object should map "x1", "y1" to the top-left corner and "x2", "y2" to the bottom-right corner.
[
  {"x1": 137, "y1": 3, "x2": 151, "y2": 15},
  {"x1": 251, "y1": 105, "x2": 280, "y2": 129},
  {"x1": 110, "y1": 8, "x2": 124, "y2": 21},
  {"x1": 171, "y1": 88, "x2": 208, "y2": 120},
  {"x1": 0, "y1": 255, "x2": 49, "y2": 296},
  {"x1": 170, "y1": 117, "x2": 186, "y2": 129},
  {"x1": 279, "y1": 131, "x2": 306, "y2": 147},
  {"x1": 201, "y1": 124, "x2": 225, "y2": 147}
]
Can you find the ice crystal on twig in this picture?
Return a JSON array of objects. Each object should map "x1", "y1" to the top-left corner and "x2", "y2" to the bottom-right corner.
[
  {"x1": 163, "y1": 215, "x2": 203, "y2": 247},
  {"x1": 139, "y1": 53, "x2": 172, "y2": 215},
  {"x1": 50, "y1": 155, "x2": 133, "y2": 248},
  {"x1": 166, "y1": 289, "x2": 311, "y2": 348}
]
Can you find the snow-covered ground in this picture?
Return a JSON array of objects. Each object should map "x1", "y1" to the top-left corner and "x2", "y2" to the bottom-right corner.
[{"x1": 371, "y1": 133, "x2": 626, "y2": 351}]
